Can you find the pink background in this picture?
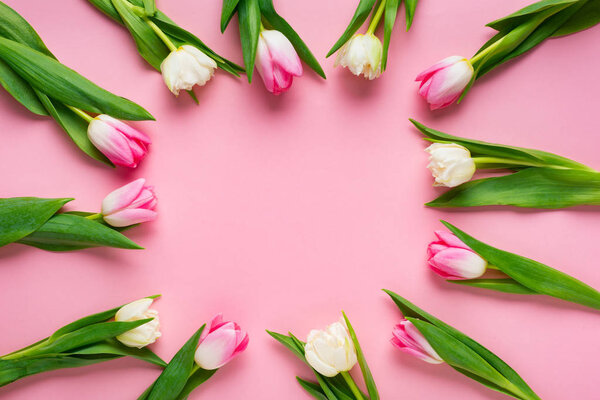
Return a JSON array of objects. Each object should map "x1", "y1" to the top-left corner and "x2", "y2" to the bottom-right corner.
[{"x1": 1, "y1": 0, "x2": 599, "y2": 398}]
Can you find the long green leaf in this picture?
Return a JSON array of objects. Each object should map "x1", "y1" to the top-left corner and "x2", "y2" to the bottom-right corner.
[
  {"x1": 297, "y1": 377, "x2": 329, "y2": 400},
  {"x1": 0, "y1": 1, "x2": 53, "y2": 56},
  {"x1": 0, "y1": 197, "x2": 71, "y2": 247},
  {"x1": 487, "y1": 0, "x2": 578, "y2": 31},
  {"x1": 442, "y1": 221, "x2": 600, "y2": 310},
  {"x1": 327, "y1": 0, "x2": 377, "y2": 57},
  {"x1": 405, "y1": 0, "x2": 419, "y2": 30},
  {"x1": 552, "y1": 0, "x2": 600, "y2": 36},
  {"x1": 174, "y1": 368, "x2": 218, "y2": 400},
  {"x1": 0, "y1": 59, "x2": 48, "y2": 115},
  {"x1": 267, "y1": 330, "x2": 305, "y2": 360},
  {"x1": 450, "y1": 279, "x2": 539, "y2": 295},
  {"x1": 142, "y1": 325, "x2": 205, "y2": 400},
  {"x1": 86, "y1": 0, "x2": 123, "y2": 23},
  {"x1": 341, "y1": 312, "x2": 379, "y2": 400},
  {"x1": 71, "y1": 338, "x2": 166, "y2": 367},
  {"x1": 258, "y1": 0, "x2": 326, "y2": 78},
  {"x1": 237, "y1": 0, "x2": 261, "y2": 82},
  {"x1": 427, "y1": 168, "x2": 600, "y2": 209},
  {"x1": 142, "y1": 0, "x2": 156, "y2": 16},
  {"x1": 221, "y1": 0, "x2": 242, "y2": 32},
  {"x1": 381, "y1": 0, "x2": 400, "y2": 70}
]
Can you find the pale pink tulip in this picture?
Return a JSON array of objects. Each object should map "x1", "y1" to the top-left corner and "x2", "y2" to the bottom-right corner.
[
  {"x1": 391, "y1": 319, "x2": 443, "y2": 364},
  {"x1": 194, "y1": 314, "x2": 249, "y2": 370},
  {"x1": 101, "y1": 178, "x2": 157, "y2": 227},
  {"x1": 416, "y1": 56, "x2": 474, "y2": 110},
  {"x1": 428, "y1": 230, "x2": 487, "y2": 279},
  {"x1": 255, "y1": 30, "x2": 303, "y2": 95},
  {"x1": 87, "y1": 114, "x2": 150, "y2": 168}
]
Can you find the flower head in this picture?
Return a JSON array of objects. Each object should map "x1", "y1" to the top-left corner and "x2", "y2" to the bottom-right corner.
[
  {"x1": 115, "y1": 298, "x2": 161, "y2": 348},
  {"x1": 87, "y1": 115, "x2": 150, "y2": 168},
  {"x1": 255, "y1": 30, "x2": 303, "y2": 94},
  {"x1": 426, "y1": 143, "x2": 476, "y2": 187},
  {"x1": 391, "y1": 319, "x2": 443, "y2": 364},
  {"x1": 428, "y1": 230, "x2": 488, "y2": 280},
  {"x1": 160, "y1": 45, "x2": 217, "y2": 95},
  {"x1": 101, "y1": 178, "x2": 157, "y2": 227},
  {"x1": 416, "y1": 56, "x2": 474, "y2": 110},
  {"x1": 334, "y1": 33, "x2": 382, "y2": 80},
  {"x1": 194, "y1": 314, "x2": 249, "y2": 370},
  {"x1": 304, "y1": 319, "x2": 358, "y2": 377}
]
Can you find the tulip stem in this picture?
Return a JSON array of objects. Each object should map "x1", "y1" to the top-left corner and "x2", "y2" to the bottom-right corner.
[
  {"x1": 85, "y1": 213, "x2": 103, "y2": 220},
  {"x1": 366, "y1": 0, "x2": 387, "y2": 35},
  {"x1": 67, "y1": 106, "x2": 94, "y2": 123},
  {"x1": 145, "y1": 18, "x2": 178, "y2": 52},
  {"x1": 341, "y1": 371, "x2": 364, "y2": 400}
]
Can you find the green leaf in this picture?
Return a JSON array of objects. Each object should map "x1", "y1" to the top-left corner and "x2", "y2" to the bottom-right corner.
[
  {"x1": 450, "y1": 279, "x2": 539, "y2": 295},
  {"x1": 142, "y1": 0, "x2": 156, "y2": 16},
  {"x1": 327, "y1": 0, "x2": 377, "y2": 57},
  {"x1": 341, "y1": 312, "x2": 379, "y2": 400},
  {"x1": 85, "y1": 0, "x2": 123, "y2": 23},
  {"x1": 17, "y1": 214, "x2": 143, "y2": 251},
  {"x1": 142, "y1": 325, "x2": 205, "y2": 400},
  {"x1": 221, "y1": 0, "x2": 242, "y2": 32},
  {"x1": 410, "y1": 119, "x2": 594, "y2": 171},
  {"x1": 237, "y1": 0, "x2": 261, "y2": 82},
  {"x1": 174, "y1": 368, "x2": 218, "y2": 400},
  {"x1": 426, "y1": 168, "x2": 600, "y2": 209},
  {"x1": 486, "y1": 0, "x2": 578, "y2": 31},
  {"x1": 0, "y1": 37, "x2": 153, "y2": 121},
  {"x1": 71, "y1": 338, "x2": 166, "y2": 367},
  {"x1": 267, "y1": 330, "x2": 305, "y2": 360},
  {"x1": 552, "y1": 0, "x2": 600, "y2": 36},
  {"x1": 259, "y1": 0, "x2": 326, "y2": 78},
  {"x1": 297, "y1": 377, "x2": 328, "y2": 400},
  {"x1": 0, "y1": 1, "x2": 53, "y2": 56},
  {"x1": 381, "y1": 0, "x2": 400, "y2": 70},
  {"x1": 405, "y1": 0, "x2": 419, "y2": 30},
  {"x1": 0, "y1": 59, "x2": 48, "y2": 115},
  {"x1": 0, "y1": 197, "x2": 72, "y2": 247},
  {"x1": 442, "y1": 221, "x2": 600, "y2": 310}
]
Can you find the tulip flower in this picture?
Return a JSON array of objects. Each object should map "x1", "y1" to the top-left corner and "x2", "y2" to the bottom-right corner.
[
  {"x1": 428, "y1": 230, "x2": 488, "y2": 280},
  {"x1": 304, "y1": 319, "x2": 358, "y2": 377},
  {"x1": 87, "y1": 114, "x2": 151, "y2": 168},
  {"x1": 334, "y1": 33, "x2": 383, "y2": 80},
  {"x1": 416, "y1": 56, "x2": 474, "y2": 110},
  {"x1": 160, "y1": 45, "x2": 218, "y2": 95},
  {"x1": 426, "y1": 143, "x2": 476, "y2": 187},
  {"x1": 255, "y1": 29, "x2": 303, "y2": 95},
  {"x1": 115, "y1": 298, "x2": 161, "y2": 349},
  {"x1": 101, "y1": 178, "x2": 157, "y2": 227},
  {"x1": 391, "y1": 319, "x2": 443, "y2": 364},
  {"x1": 194, "y1": 314, "x2": 249, "y2": 370}
]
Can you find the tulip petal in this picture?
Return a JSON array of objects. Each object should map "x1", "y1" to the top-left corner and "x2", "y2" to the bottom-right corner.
[
  {"x1": 261, "y1": 30, "x2": 303, "y2": 77},
  {"x1": 103, "y1": 208, "x2": 158, "y2": 227},
  {"x1": 101, "y1": 178, "x2": 146, "y2": 216},
  {"x1": 115, "y1": 298, "x2": 152, "y2": 322},
  {"x1": 194, "y1": 326, "x2": 238, "y2": 370},
  {"x1": 434, "y1": 230, "x2": 471, "y2": 250}
]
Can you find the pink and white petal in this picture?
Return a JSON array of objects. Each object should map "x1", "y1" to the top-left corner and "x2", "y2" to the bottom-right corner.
[
  {"x1": 434, "y1": 230, "x2": 471, "y2": 250},
  {"x1": 101, "y1": 178, "x2": 146, "y2": 215},
  {"x1": 415, "y1": 55, "x2": 463, "y2": 82},
  {"x1": 261, "y1": 30, "x2": 303, "y2": 76},
  {"x1": 233, "y1": 332, "x2": 249, "y2": 354},
  {"x1": 194, "y1": 327, "x2": 238, "y2": 369},
  {"x1": 256, "y1": 37, "x2": 276, "y2": 93},
  {"x1": 98, "y1": 114, "x2": 150, "y2": 144},
  {"x1": 103, "y1": 208, "x2": 158, "y2": 227}
]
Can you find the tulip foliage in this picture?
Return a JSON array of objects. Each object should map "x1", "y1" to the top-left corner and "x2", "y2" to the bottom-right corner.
[
  {"x1": 0, "y1": 296, "x2": 166, "y2": 387},
  {"x1": 413, "y1": 119, "x2": 600, "y2": 208},
  {"x1": 268, "y1": 312, "x2": 380, "y2": 400},
  {"x1": 0, "y1": 1, "x2": 153, "y2": 166},
  {"x1": 385, "y1": 290, "x2": 542, "y2": 400},
  {"x1": 437, "y1": 221, "x2": 600, "y2": 310}
]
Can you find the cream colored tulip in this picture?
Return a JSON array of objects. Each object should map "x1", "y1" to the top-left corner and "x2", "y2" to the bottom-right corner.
[
  {"x1": 160, "y1": 45, "x2": 217, "y2": 95},
  {"x1": 304, "y1": 319, "x2": 358, "y2": 377},
  {"x1": 334, "y1": 33, "x2": 382, "y2": 80},
  {"x1": 115, "y1": 298, "x2": 161, "y2": 348},
  {"x1": 426, "y1": 143, "x2": 476, "y2": 187}
]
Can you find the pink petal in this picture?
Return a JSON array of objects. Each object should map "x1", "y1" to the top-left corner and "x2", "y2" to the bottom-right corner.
[
  {"x1": 261, "y1": 30, "x2": 303, "y2": 77},
  {"x1": 103, "y1": 208, "x2": 158, "y2": 227},
  {"x1": 415, "y1": 55, "x2": 463, "y2": 82},
  {"x1": 434, "y1": 230, "x2": 470, "y2": 250},
  {"x1": 98, "y1": 114, "x2": 151, "y2": 145},
  {"x1": 102, "y1": 179, "x2": 146, "y2": 215}
]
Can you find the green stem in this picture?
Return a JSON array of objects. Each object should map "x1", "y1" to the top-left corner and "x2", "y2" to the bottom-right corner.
[
  {"x1": 340, "y1": 371, "x2": 363, "y2": 400},
  {"x1": 366, "y1": 0, "x2": 387, "y2": 35},
  {"x1": 121, "y1": 0, "x2": 177, "y2": 52},
  {"x1": 472, "y1": 156, "x2": 568, "y2": 170},
  {"x1": 486, "y1": 264, "x2": 499, "y2": 270},
  {"x1": 469, "y1": 39, "x2": 502, "y2": 65},
  {"x1": 67, "y1": 106, "x2": 93, "y2": 123},
  {"x1": 85, "y1": 213, "x2": 103, "y2": 221}
]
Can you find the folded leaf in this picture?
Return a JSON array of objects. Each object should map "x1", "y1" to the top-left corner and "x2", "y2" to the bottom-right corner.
[
  {"x1": 450, "y1": 279, "x2": 538, "y2": 295},
  {"x1": 552, "y1": 0, "x2": 600, "y2": 36},
  {"x1": 342, "y1": 312, "x2": 379, "y2": 400},
  {"x1": 297, "y1": 377, "x2": 329, "y2": 400},
  {"x1": 327, "y1": 0, "x2": 377, "y2": 57},
  {"x1": 86, "y1": 0, "x2": 123, "y2": 22},
  {"x1": 0, "y1": 59, "x2": 48, "y2": 115},
  {"x1": 174, "y1": 368, "x2": 218, "y2": 400},
  {"x1": 405, "y1": 0, "x2": 419, "y2": 30},
  {"x1": 142, "y1": 0, "x2": 156, "y2": 16},
  {"x1": 486, "y1": 0, "x2": 578, "y2": 31},
  {"x1": 71, "y1": 338, "x2": 166, "y2": 367},
  {"x1": 0, "y1": 1, "x2": 53, "y2": 56},
  {"x1": 381, "y1": 0, "x2": 400, "y2": 70},
  {"x1": 237, "y1": 0, "x2": 261, "y2": 82},
  {"x1": 221, "y1": 0, "x2": 242, "y2": 32}
]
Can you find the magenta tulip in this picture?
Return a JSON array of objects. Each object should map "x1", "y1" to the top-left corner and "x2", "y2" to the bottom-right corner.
[
  {"x1": 194, "y1": 314, "x2": 249, "y2": 370},
  {"x1": 391, "y1": 319, "x2": 443, "y2": 364},
  {"x1": 87, "y1": 114, "x2": 151, "y2": 168},
  {"x1": 255, "y1": 29, "x2": 303, "y2": 95},
  {"x1": 428, "y1": 230, "x2": 487, "y2": 279},
  {"x1": 416, "y1": 56, "x2": 474, "y2": 110},
  {"x1": 101, "y1": 178, "x2": 157, "y2": 227}
]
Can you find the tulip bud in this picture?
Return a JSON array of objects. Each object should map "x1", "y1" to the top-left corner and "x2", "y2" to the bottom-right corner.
[
  {"x1": 426, "y1": 143, "x2": 476, "y2": 187},
  {"x1": 87, "y1": 115, "x2": 150, "y2": 168},
  {"x1": 160, "y1": 45, "x2": 217, "y2": 95},
  {"x1": 416, "y1": 56, "x2": 474, "y2": 110},
  {"x1": 304, "y1": 319, "x2": 358, "y2": 377},
  {"x1": 115, "y1": 298, "x2": 161, "y2": 348},
  {"x1": 428, "y1": 230, "x2": 488, "y2": 279},
  {"x1": 255, "y1": 30, "x2": 303, "y2": 95},
  {"x1": 391, "y1": 319, "x2": 443, "y2": 364},
  {"x1": 101, "y1": 178, "x2": 157, "y2": 227},
  {"x1": 194, "y1": 314, "x2": 249, "y2": 370},
  {"x1": 334, "y1": 33, "x2": 382, "y2": 80}
]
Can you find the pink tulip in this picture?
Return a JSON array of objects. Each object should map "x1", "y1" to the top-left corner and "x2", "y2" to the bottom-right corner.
[
  {"x1": 101, "y1": 178, "x2": 157, "y2": 227},
  {"x1": 87, "y1": 114, "x2": 150, "y2": 168},
  {"x1": 194, "y1": 314, "x2": 249, "y2": 370},
  {"x1": 391, "y1": 319, "x2": 443, "y2": 364},
  {"x1": 416, "y1": 56, "x2": 474, "y2": 110},
  {"x1": 255, "y1": 30, "x2": 303, "y2": 95},
  {"x1": 428, "y1": 230, "x2": 487, "y2": 280}
]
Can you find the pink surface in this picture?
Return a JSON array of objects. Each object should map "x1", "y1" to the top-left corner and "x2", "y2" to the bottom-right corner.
[{"x1": 1, "y1": 0, "x2": 599, "y2": 399}]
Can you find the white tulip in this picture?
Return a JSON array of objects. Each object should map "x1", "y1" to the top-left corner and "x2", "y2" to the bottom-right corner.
[
  {"x1": 304, "y1": 319, "x2": 358, "y2": 377},
  {"x1": 426, "y1": 143, "x2": 476, "y2": 187},
  {"x1": 160, "y1": 45, "x2": 217, "y2": 95},
  {"x1": 334, "y1": 33, "x2": 383, "y2": 80},
  {"x1": 115, "y1": 298, "x2": 161, "y2": 348}
]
